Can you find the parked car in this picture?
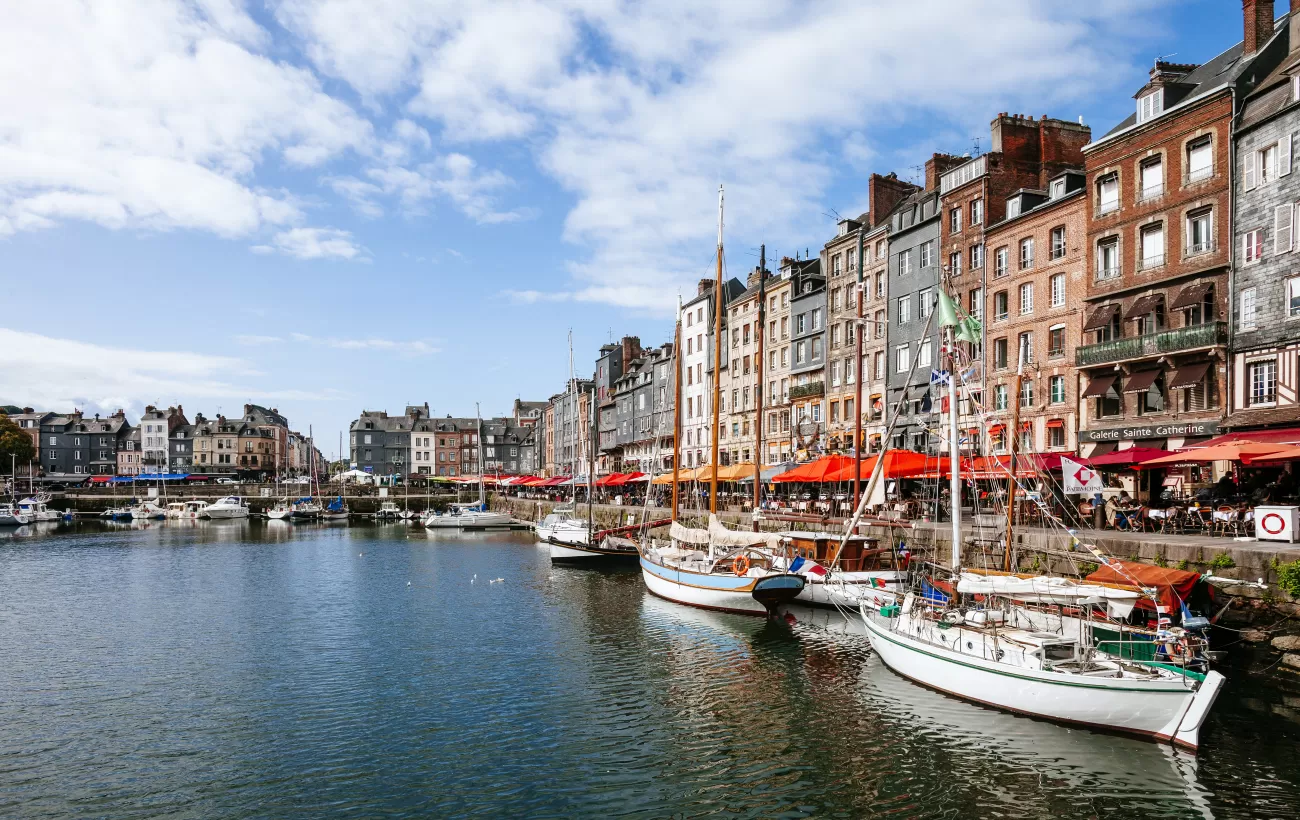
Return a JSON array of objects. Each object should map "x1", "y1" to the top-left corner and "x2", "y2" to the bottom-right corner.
[{"x1": 215, "y1": 477, "x2": 239, "y2": 485}]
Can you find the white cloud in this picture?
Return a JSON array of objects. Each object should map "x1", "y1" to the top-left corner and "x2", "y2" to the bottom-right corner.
[
  {"x1": 234, "y1": 334, "x2": 284, "y2": 345},
  {"x1": 0, "y1": 328, "x2": 341, "y2": 416},
  {"x1": 277, "y1": 0, "x2": 1171, "y2": 314},
  {"x1": 252, "y1": 227, "x2": 364, "y2": 259},
  {"x1": 277, "y1": 332, "x2": 439, "y2": 356},
  {"x1": 0, "y1": 1, "x2": 376, "y2": 244}
]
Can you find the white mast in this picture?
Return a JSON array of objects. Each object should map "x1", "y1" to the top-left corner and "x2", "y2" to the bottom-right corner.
[{"x1": 475, "y1": 403, "x2": 485, "y2": 508}]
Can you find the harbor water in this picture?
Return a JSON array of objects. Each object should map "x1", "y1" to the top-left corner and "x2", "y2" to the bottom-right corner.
[{"x1": 1, "y1": 522, "x2": 1298, "y2": 818}]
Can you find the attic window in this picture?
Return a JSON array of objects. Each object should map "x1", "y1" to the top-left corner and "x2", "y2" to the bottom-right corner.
[
  {"x1": 1137, "y1": 89, "x2": 1164, "y2": 124},
  {"x1": 1006, "y1": 197, "x2": 1021, "y2": 219},
  {"x1": 1293, "y1": 74, "x2": 1300, "y2": 103},
  {"x1": 1049, "y1": 179, "x2": 1066, "y2": 199}
]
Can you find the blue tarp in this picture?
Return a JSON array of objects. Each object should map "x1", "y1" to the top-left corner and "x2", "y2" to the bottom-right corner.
[
  {"x1": 109, "y1": 473, "x2": 190, "y2": 483},
  {"x1": 326, "y1": 496, "x2": 344, "y2": 511},
  {"x1": 295, "y1": 497, "x2": 313, "y2": 504}
]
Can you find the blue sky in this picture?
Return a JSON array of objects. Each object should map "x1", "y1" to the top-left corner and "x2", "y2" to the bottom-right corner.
[{"x1": 0, "y1": 0, "x2": 1247, "y2": 459}]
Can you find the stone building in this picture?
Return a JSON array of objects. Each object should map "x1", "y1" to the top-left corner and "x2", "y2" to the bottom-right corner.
[
  {"x1": 786, "y1": 255, "x2": 826, "y2": 460},
  {"x1": 117, "y1": 427, "x2": 142, "y2": 476},
  {"x1": 678, "y1": 277, "x2": 744, "y2": 469},
  {"x1": 613, "y1": 342, "x2": 675, "y2": 473},
  {"x1": 1231, "y1": 9, "x2": 1300, "y2": 433},
  {"x1": 40, "y1": 410, "x2": 131, "y2": 477},
  {"x1": 595, "y1": 336, "x2": 641, "y2": 473},
  {"x1": 721, "y1": 264, "x2": 772, "y2": 466},
  {"x1": 5, "y1": 409, "x2": 52, "y2": 468},
  {"x1": 984, "y1": 169, "x2": 1088, "y2": 454},
  {"x1": 548, "y1": 379, "x2": 594, "y2": 478},
  {"x1": 1078, "y1": 6, "x2": 1288, "y2": 456},
  {"x1": 761, "y1": 269, "x2": 794, "y2": 465}
]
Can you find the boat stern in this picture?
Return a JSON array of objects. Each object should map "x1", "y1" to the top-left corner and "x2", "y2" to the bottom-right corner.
[
  {"x1": 1172, "y1": 670, "x2": 1226, "y2": 751},
  {"x1": 751, "y1": 573, "x2": 806, "y2": 615}
]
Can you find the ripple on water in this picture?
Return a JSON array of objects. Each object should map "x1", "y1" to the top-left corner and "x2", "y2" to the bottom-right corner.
[{"x1": 0, "y1": 522, "x2": 1296, "y2": 818}]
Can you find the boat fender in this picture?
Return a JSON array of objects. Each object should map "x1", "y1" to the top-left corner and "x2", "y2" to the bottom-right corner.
[
  {"x1": 733, "y1": 554, "x2": 751, "y2": 576},
  {"x1": 942, "y1": 610, "x2": 964, "y2": 625}
]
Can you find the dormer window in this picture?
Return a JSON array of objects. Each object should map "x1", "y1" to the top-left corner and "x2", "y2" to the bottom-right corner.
[
  {"x1": 1006, "y1": 197, "x2": 1021, "y2": 219},
  {"x1": 1293, "y1": 73, "x2": 1300, "y2": 103},
  {"x1": 1049, "y1": 179, "x2": 1066, "y2": 199},
  {"x1": 1137, "y1": 88, "x2": 1164, "y2": 123}
]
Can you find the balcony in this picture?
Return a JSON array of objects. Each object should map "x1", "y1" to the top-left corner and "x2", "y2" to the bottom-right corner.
[
  {"x1": 790, "y1": 381, "x2": 825, "y2": 400},
  {"x1": 1075, "y1": 321, "x2": 1227, "y2": 367}
]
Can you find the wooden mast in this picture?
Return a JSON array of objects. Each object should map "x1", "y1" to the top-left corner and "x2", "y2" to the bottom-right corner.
[
  {"x1": 671, "y1": 309, "x2": 682, "y2": 522},
  {"x1": 1003, "y1": 342, "x2": 1024, "y2": 573},
  {"x1": 853, "y1": 227, "x2": 865, "y2": 516},
  {"x1": 753, "y1": 245, "x2": 766, "y2": 530},
  {"x1": 710, "y1": 185, "x2": 724, "y2": 515}
]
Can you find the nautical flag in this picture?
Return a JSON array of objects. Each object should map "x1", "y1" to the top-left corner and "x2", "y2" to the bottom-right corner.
[
  {"x1": 1061, "y1": 456, "x2": 1104, "y2": 494},
  {"x1": 930, "y1": 369, "x2": 950, "y2": 385},
  {"x1": 789, "y1": 556, "x2": 828, "y2": 577}
]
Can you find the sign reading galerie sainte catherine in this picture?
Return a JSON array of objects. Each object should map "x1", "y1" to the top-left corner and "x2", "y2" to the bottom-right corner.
[{"x1": 1080, "y1": 421, "x2": 1220, "y2": 442}]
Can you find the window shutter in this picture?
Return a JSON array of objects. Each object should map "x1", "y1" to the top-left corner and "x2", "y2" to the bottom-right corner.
[
  {"x1": 1278, "y1": 205, "x2": 1295, "y2": 254},
  {"x1": 1283, "y1": 135, "x2": 1294, "y2": 177},
  {"x1": 1241, "y1": 232, "x2": 1249, "y2": 263},
  {"x1": 1245, "y1": 151, "x2": 1257, "y2": 191}
]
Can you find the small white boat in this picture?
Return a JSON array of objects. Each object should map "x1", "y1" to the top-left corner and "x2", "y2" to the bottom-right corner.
[
  {"x1": 17, "y1": 495, "x2": 63, "y2": 523},
  {"x1": 289, "y1": 498, "x2": 322, "y2": 520},
  {"x1": 0, "y1": 503, "x2": 31, "y2": 527},
  {"x1": 169, "y1": 499, "x2": 209, "y2": 520},
  {"x1": 129, "y1": 500, "x2": 167, "y2": 520},
  {"x1": 376, "y1": 501, "x2": 403, "y2": 520},
  {"x1": 423, "y1": 502, "x2": 513, "y2": 529},
  {"x1": 204, "y1": 496, "x2": 250, "y2": 519},
  {"x1": 537, "y1": 509, "x2": 583, "y2": 541},
  {"x1": 266, "y1": 500, "x2": 292, "y2": 520}
]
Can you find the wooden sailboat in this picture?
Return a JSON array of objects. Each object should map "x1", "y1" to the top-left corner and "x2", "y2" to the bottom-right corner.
[
  {"x1": 636, "y1": 185, "x2": 805, "y2": 614},
  {"x1": 855, "y1": 290, "x2": 1225, "y2": 751}
]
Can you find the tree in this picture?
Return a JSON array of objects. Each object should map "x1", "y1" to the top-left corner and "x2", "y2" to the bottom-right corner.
[{"x1": 0, "y1": 414, "x2": 36, "y2": 469}]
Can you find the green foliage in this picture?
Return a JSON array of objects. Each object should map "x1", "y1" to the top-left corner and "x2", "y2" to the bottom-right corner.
[
  {"x1": 1176, "y1": 559, "x2": 1189, "y2": 571},
  {"x1": 1152, "y1": 554, "x2": 1168, "y2": 568},
  {"x1": 1277, "y1": 559, "x2": 1300, "y2": 600},
  {"x1": 0, "y1": 414, "x2": 35, "y2": 466},
  {"x1": 1078, "y1": 561, "x2": 1099, "y2": 575},
  {"x1": 1208, "y1": 552, "x2": 1236, "y2": 570}
]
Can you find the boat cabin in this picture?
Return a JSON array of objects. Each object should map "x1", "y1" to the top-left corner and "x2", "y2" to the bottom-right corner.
[{"x1": 780, "y1": 532, "x2": 901, "y2": 572}]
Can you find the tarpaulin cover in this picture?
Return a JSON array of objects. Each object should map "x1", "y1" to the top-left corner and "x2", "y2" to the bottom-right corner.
[{"x1": 1085, "y1": 559, "x2": 1201, "y2": 613}]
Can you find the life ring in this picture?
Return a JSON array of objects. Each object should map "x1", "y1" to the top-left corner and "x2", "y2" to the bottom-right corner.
[{"x1": 733, "y1": 554, "x2": 751, "y2": 576}]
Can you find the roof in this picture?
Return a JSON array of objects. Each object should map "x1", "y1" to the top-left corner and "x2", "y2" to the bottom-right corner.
[{"x1": 1093, "y1": 17, "x2": 1291, "y2": 146}]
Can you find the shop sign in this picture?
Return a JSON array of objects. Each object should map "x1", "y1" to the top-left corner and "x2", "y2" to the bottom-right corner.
[{"x1": 1080, "y1": 421, "x2": 1220, "y2": 442}]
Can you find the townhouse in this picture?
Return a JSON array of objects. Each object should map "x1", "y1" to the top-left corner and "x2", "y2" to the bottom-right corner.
[
  {"x1": 785, "y1": 255, "x2": 826, "y2": 460},
  {"x1": 678, "y1": 277, "x2": 744, "y2": 468},
  {"x1": 721, "y1": 265, "x2": 770, "y2": 466},
  {"x1": 761, "y1": 265, "x2": 794, "y2": 465}
]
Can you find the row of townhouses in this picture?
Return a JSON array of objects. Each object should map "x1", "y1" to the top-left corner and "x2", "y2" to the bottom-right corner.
[
  {"x1": 2, "y1": 403, "x2": 326, "y2": 480},
  {"x1": 674, "y1": 2, "x2": 1300, "y2": 466},
  {"x1": 347, "y1": 400, "x2": 546, "y2": 478}
]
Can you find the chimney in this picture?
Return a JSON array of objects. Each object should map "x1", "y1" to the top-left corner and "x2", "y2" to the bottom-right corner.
[
  {"x1": 746, "y1": 266, "x2": 765, "y2": 288},
  {"x1": 698, "y1": 278, "x2": 713, "y2": 296},
  {"x1": 1244, "y1": 0, "x2": 1275, "y2": 55},
  {"x1": 23, "y1": 407, "x2": 33, "y2": 414},
  {"x1": 868, "y1": 173, "x2": 917, "y2": 228}
]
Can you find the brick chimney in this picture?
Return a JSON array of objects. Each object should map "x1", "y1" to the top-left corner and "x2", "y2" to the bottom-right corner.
[
  {"x1": 746, "y1": 266, "x2": 766, "y2": 288},
  {"x1": 1244, "y1": 0, "x2": 1275, "y2": 55},
  {"x1": 621, "y1": 336, "x2": 642, "y2": 365},
  {"x1": 868, "y1": 173, "x2": 917, "y2": 228},
  {"x1": 698, "y1": 278, "x2": 713, "y2": 297}
]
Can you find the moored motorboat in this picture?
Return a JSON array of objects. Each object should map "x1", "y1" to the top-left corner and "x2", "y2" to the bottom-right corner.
[
  {"x1": 203, "y1": 496, "x2": 250, "y2": 519},
  {"x1": 129, "y1": 500, "x2": 167, "y2": 520},
  {"x1": 17, "y1": 495, "x2": 63, "y2": 523},
  {"x1": 376, "y1": 501, "x2": 402, "y2": 520}
]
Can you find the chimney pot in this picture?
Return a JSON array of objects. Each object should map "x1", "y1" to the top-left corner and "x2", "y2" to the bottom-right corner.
[{"x1": 1243, "y1": 0, "x2": 1276, "y2": 55}]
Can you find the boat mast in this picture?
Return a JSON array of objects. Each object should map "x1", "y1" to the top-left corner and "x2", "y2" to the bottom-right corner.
[
  {"x1": 753, "y1": 244, "x2": 765, "y2": 530},
  {"x1": 671, "y1": 309, "x2": 682, "y2": 522},
  {"x1": 475, "y1": 403, "x2": 485, "y2": 508},
  {"x1": 587, "y1": 380, "x2": 596, "y2": 536},
  {"x1": 569, "y1": 330, "x2": 578, "y2": 505},
  {"x1": 853, "y1": 227, "x2": 865, "y2": 514},
  {"x1": 945, "y1": 330, "x2": 962, "y2": 574},
  {"x1": 1003, "y1": 340, "x2": 1024, "y2": 573},
  {"x1": 710, "y1": 184, "x2": 724, "y2": 515}
]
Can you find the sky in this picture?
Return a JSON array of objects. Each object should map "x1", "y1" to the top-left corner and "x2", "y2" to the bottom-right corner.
[{"x1": 0, "y1": 0, "x2": 1246, "y2": 460}]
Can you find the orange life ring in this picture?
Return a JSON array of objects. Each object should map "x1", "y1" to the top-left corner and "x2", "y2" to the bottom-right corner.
[{"x1": 733, "y1": 554, "x2": 751, "y2": 576}]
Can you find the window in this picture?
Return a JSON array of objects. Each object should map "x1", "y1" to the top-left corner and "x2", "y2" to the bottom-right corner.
[
  {"x1": 811, "y1": 337, "x2": 822, "y2": 359},
  {"x1": 1020, "y1": 379, "x2": 1034, "y2": 408},
  {"x1": 1140, "y1": 224, "x2": 1164, "y2": 269},
  {"x1": 1187, "y1": 137, "x2": 1212, "y2": 182},
  {"x1": 920, "y1": 241, "x2": 934, "y2": 268},
  {"x1": 1006, "y1": 198, "x2": 1021, "y2": 220},
  {"x1": 811, "y1": 308, "x2": 822, "y2": 330},
  {"x1": 994, "y1": 384, "x2": 1008, "y2": 411},
  {"x1": 949, "y1": 251, "x2": 962, "y2": 277},
  {"x1": 918, "y1": 288, "x2": 933, "y2": 319},
  {"x1": 830, "y1": 401, "x2": 840, "y2": 423},
  {"x1": 846, "y1": 357, "x2": 855, "y2": 383},
  {"x1": 875, "y1": 273, "x2": 883, "y2": 299},
  {"x1": 1019, "y1": 238, "x2": 1034, "y2": 269},
  {"x1": 830, "y1": 360, "x2": 841, "y2": 386},
  {"x1": 1019, "y1": 283, "x2": 1034, "y2": 315},
  {"x1": 971, "y1": 198, "x2": 984, "y2": 225},
  {"x1": 1242, "y1": 229, "x2": 1264, "y2": 265},
  {"x1": 1261, "y1": 142, "x2": 1280, "y2": 185},
  {"x1": 874, "y1": 310, "x2": 884, "y2": 339},
  {"x1": 833, "y1": 254, "x2": 842, "y2": 276},
  {"x1": 970, "y1": 243, "x2": 984, "y2": 270},
  {"x1": 1096, "y1": 380, "x2": 1122, "y2": 418},
  {"x1": 969, "y1": 288, "x2": 983, "y2": 320},
  {"x1": 1137, "y1": 88, "x2": 1163, "y2": 123},
  {"x1": 918, "y1": 339, "x2": 932, "y2": 368},
  {"x1": 873, "y1": 351, "x2": 884, "y2": 380},
  {"x1": 1139, "y1": 156, "x2": 1164, "y2": 200},
  {"x1": 845, "y1": 319, "x2": 855, "y2": 345},
  {"x1": 1048, "y1": 423, "x2": 1066, "y2": 449},
  {"x1": 1018, "y1": 332, "x2": 1034, "y2": 364},
  {"x1": 796, "y1": 314, "x2": 806, "y2": 334},
  {"x1": 949, "y1": 206, "x2": 962, "y2": 234},
  {"x1": 1096, "y1": 237, "x2": 1120, "y2": 280},
  {"x1": 1050, "y1": 375, "x2": 1066, "y2": 404},
  {"x1": 993, "y1": 337, "x2": 1008, "y2": 369},
  {"x1": 1048, "y1": 324, "x2": 1066, "y2": 357},
  {"x1": 795, "y1": 341, "x2": 805, "y2": 364},
  {"x1": 1050, "y1": 273, "x2": 1065, "y2": 307},
  {"x1": 1250, "y1": 359, "x2": 1278, "y2": 406},
  {"x1": 1277, "y1": 204, "x2": 1295, "y2": 255},
  {"x1": 1290, "y1": 276, "x2": 1300, "y2": 318},
  {"x1": 1097, "y1": 174, "x2": 1119, "y2": 215},
  {"x1": 1050, "y1": 226, "x2": 1066, "y2": 260},
  {"x1": 848, "y1": 249, "x2": 856, "y2": 270},
  {"x1": 994, "y1": 246, "x2": 1008, "y2": 278},
  {"x1": 1050, "y1": 178, "x2": 1066, "y2": 199},
  {"x1": 994, "y1": 290, "x2": 1008, "y2": 321},
  {"x1": 899, "y1": 249, "x2": 913, "y2": 275},
  {"x1": 831, "y1": 324, "x2": 841, "y2": 348},
  {"x1": 1138, "y1": 373, "x2": 1166, "y2": 415},
  {"x1": 898, "y1": 295, "x2": 912, "y2": 324},
  {"x1": 1187, "y1": 208, "x2": 1213, "y2": 255},
  {"x1": 895, "y1": 344, "x2": 910, "y2": 373}
]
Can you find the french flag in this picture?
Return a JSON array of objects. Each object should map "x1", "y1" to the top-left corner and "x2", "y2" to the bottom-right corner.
[{"x1": 789, "y1": 556, "x2": 828, "y2": 577}]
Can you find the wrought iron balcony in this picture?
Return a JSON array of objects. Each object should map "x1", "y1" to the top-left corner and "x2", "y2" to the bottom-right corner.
[
  {"x1": 1075, "y1": 321, "x2": 1227, "y2": 366},
  {"x1": 789, "y1": 381, "x2": 825, "y2": 400}
]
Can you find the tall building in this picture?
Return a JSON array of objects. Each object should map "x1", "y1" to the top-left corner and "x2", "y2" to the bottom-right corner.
[
  {"x1": 721, "y1": 264, "x2": 772, "y2": 466},
  {"x1": 786, "y1": 255, "x2": 826, "y2": 460},
  {"x1": 1078, "y1": 6, "x2": 1288, "y2": 456},
  {"x1": 761, "y1": 269, "x2": 794, "y2": 465},
  {"x1": 678, "y1": 277, "x2": 744, "y2": 468}
]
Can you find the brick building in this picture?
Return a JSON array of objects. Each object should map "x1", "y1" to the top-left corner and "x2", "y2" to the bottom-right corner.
[
  {"x1": 1078, "y1": 6, "x2": 1288, "y2": 456},
  {"x1": 761, "y1": 269, "x2": 794, "y2": 465}
]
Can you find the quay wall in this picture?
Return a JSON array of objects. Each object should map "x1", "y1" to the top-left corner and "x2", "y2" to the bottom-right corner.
[{"x1": 56, "y1": 487, "x2": 463, "y2": 516}]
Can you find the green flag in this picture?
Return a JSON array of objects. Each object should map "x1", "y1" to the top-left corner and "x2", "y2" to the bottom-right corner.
[
  {"x1": 955, "y1": 312, "x2": 982, "y2": 344},
  {"x1": 935, "y1": 290, "x2": 960, "y2": 328}
]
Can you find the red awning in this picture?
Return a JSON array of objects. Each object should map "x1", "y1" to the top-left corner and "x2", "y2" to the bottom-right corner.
[
  {"x1": 1045, "y1": 419, "x2": 1065, "y2": 429},
  {"x1": 988, "y1": 424, "x2": 1005, "y2": 434},
  {"x1": 1122, "y1": 369, "x2": 1162, "y2": 394},
  {"x1": 1088, "y1": 446, "x2": 1175, "y2": 468},
  {"x1": 1199, "y1": 427, "x2": 1300, "y2": 447},
  {"x1": 594, "y1": 473, "x2": 624, "y2": 486},
  {"x1": 89, "y1": 475, "x2": 112, "y2": 483}
]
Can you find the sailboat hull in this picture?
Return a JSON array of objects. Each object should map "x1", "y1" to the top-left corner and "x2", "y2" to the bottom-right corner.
[
  {"x1": 639, "y1": 557, "x2": 775, "y2": 616},
  {"x1": 550, "y1": 537, "x2": 638, "y2": 564},
  {"x1": 859, "y1": 608, "x2": 1224, "y2": 750}
]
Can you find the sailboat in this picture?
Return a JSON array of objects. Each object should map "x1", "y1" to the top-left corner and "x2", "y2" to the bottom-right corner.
[
  {"x1": 855, "y1": 290, "x2": 1224, "y2": 751},
  {"x1": 320, "y1": 495, "x2": 349, "y2": 521},
  {"x1": 424, "y1": 404, "x2": 513, "y2": 529},
  {"x1": 538, "y1": 331, "x2": 590, "y2": 546},
  {"x1": 636, "y1": 186, "x2": 806, "y2": 614}
]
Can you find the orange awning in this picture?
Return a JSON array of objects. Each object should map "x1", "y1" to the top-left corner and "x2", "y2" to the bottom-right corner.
[{"x1": 1142, "y1": 441, "x2": 1289, "y2": 466}]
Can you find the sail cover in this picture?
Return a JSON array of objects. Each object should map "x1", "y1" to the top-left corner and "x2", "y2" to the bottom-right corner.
[
  {"x1": 669, "y1": 515, "x2": 786, "y2": 551},
  {"x1": 956, "y1": 573, "x2": 1140, "y2": 618}
]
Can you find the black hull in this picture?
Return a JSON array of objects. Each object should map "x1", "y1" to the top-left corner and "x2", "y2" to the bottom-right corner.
[{"x1": 547, "y1": 537, "x2": 640, "y2": 565}]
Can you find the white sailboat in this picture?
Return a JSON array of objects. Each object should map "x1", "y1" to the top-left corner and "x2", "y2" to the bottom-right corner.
[
  {"x1": 424, "y1": 405, "x2": 513, "y2": 530},
  {"x1": 0, "y1": 503, "x2": 31, "y2": 527},
  {"x1": 636, "y1": 186, "x2": 806, "y2": 613},
  {"x1": 129, "y1": 499, "x2": 167, "y2": 520},
  {"x1": 855, "y1": 292, "x2": 1224, "y2": 751}
]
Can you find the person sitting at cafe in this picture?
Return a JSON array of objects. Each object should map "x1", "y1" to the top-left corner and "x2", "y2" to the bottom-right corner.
[
  {"x1": 1117, "y1": 490, "x2": 1133, "y2": 506},
  {"x1": 1213, "y1": 474, "x2": 1239, "y2": 501}
]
